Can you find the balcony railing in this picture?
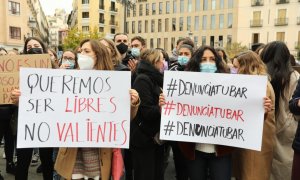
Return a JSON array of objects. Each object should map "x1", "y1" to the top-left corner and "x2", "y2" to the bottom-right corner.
[
  {"x1": 109, "y1": 21, "x2": 118, "y2": 26},
  {"x1": 276, "y1": 0, "x2": 289, "y2": 4},
  {"x1": 99, "y1": 5, "x2": 105, "y2": 9},
  {"x1": 251, "y1": 0, "x2": 264, "y2": 6},
  {"x1": 99, "y1": 19, "x2": 105, "y2": 24},
  {"x1": 297, "y1": 17, "x2": 300, "y2": 25},
  {"x1": 250, "y1": 19, "x2": 263, "y2": 27},
  {"x1": 275, "y1": 18, "x2": 288, "y2": 26},
  {"x1": 110, "y1": 7, "x2": 118, "y2": 12}
]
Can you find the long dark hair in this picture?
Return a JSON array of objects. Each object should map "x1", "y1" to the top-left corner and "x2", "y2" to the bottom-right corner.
[
  {"x1": 23, "y1": 37, "x2": 47, "y2": 54},
  {"x1": 185, "y1": 45, "x2": 227, "y2": 73},
  {"x1": 260, "y1": 41, "x2": 293, "y2": 116}
]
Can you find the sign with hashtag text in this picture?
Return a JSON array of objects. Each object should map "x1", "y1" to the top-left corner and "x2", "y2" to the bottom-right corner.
[
  {"x1": 160, "y1": 71, "x2": 267, "y2": 151},
  {"x1": 17, "y1": 68, "x2": 131, "y2": 148}
]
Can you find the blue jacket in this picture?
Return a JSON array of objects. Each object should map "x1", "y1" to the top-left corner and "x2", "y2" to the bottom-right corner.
[{"x1": 289, "y1": 79, "x2": 300, "y2": 153}]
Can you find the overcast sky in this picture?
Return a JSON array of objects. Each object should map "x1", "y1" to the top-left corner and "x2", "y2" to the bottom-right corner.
[{"x1": 40, "y1": 0, "x2": 73, "y2": 16}]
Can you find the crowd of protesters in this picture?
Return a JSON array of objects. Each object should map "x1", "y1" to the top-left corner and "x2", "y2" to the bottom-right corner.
[{"x1": 0, "y1": 34, "x2": 299, "y2": 180}]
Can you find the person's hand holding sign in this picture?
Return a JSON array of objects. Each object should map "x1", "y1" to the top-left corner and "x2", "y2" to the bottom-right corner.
[
  {"x1": 130, "y1": 89, "x2": 139, "y2": 106},
  {"x1": 159, "y1": 93, "x2": 166, "y2": 112},
  {"x1": 263, "y1": 97, "x2": 273, "y2": 113},
  {"x1": 11, "y1": 89, "x2": 21, "y2": 105}
]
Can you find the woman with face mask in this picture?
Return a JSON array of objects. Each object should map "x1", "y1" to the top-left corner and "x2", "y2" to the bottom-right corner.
[
  {"x1": 54, "y1": 39, "x2": 140, "y2": 180},
  {"x1": 169, "y1": 44, "x2": 194, "y2": 71},
  {"x1": 11, "y1": 37, "x2": 54, "y2": 180},
  {"x1": 231, "y1": 51, "x2": 275, "y2": 180},
  {"x1": 48, "y1": 49, "x2": 59, "y2": 69},
  {"x1": 59, "y1": 50, "x2": 78, "y2": 70},
  {"x1": 130, "y1": 49, "x2": 165, "y2": 180}
]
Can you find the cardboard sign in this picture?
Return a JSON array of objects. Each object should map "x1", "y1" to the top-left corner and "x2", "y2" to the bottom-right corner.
[
  {"x1": 160, "y1": 71, "x2": 267, "y2": 151},
  {"x1": 0, "y1": 54, "x2": 51, "y2": 104},
  {"x1": 17, "y1": 68, "x2": 131, "y2": 148}
]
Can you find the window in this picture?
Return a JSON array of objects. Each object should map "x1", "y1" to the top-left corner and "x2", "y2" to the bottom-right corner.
[
  {"x1": 111, "y1": 28, "x2": 115, "y2": 34},
  {"x1": 139, "y1": 4, "x2": 143, "y2": 16},
  {"x1": 202, "y1": 36, "x2": 206, "y2": 45},
  {"x1": 187, "y1": 16, "x2": 191, "y2": 31},
  {"x1": 138, "y1": 21, "x2": 142, "y2": 33},
  {"x1": 195, "y1": 0, "x2": 200, "y2": 11},
  {"x1": 157, "y1": 38, "x2": 161, "y2": 48},
  {"x1": 110, "y1": 1, "x2": 116, "y2": 11},
  {"x1": 99, "y1": 27, "x2": 104, "y2": 32},
  {"x1": 252, "y1": 33, "x2": 259, "y2": 43},
  {"x1": 158, "y1": 19, "x2": 162, "y2": 32},
  {"x1": 173, "y1": 0, "x2": 177, "y2": 13},
  {"x1": 82, "y1": 12, "x2": 89, "y2": 18},
  {"x1": 179, "y1": 17, "x2": 184, "y2": 31},
  {"x1": 152, "y1": 3, "x2": 156, "y2": 15},
  {"x1": 212, "y1": 0, "x2": 216, "y2": 10},
  {"x1": 211, "y1": 15, "x2": 216, "y2": 29},
  {"x1": 228, "y1": 0, "x2": 233, "y2": 8},
  {"x1": 203, "y1": 0, "x2": 208, "y2": 10},
  {"x1": 132, "y1": 21, "x2": 135, "y2": 33},
  {"x1": 9, "y1": 26, "x2": 21, "y2": 39},
  {"x1": 228, "y1": 13, "x2": 233, "y2": 28},
  {"x1": 151, "y1": 20, "x2": 155, "y2": 32},
  {"x1": 164, "y1": 38, "x2": 168, "y2": 52},
  {"x1": 202, "y1": 15, "x2": 207, "y2": 30},
  {"x1": 166, "y1": 1, "x2": 170, "y2": 14},
  {"x1": 133, "y1": 4, "x2": 136, "y2": 17},
  {"x1": 99, "y1": 13, "x2": 104, "y2": 23},
  {"x1": 220, "y1": 0, "x2": 224, "y2": 9},
  {"x1": 146, "y1": 3, "x2": 149, "y2": 15},
  {"x1": 165, "y1": 18, "x2": 169, "y2": 31},
  {"x1": 82, "y1": 0, "x2": 89, "y2": 4},
  {"x1": 127, "y1": 6, "x2": 130, "y2": 17},
  {"x1": 150, "y1": 38, "x2": 154, "y2": 48},
  {"x1": 276, "y1": 32, "x2": 285, "y2": 42},
  {"x1": 82, "y1": 26, "x2": 89, "y2": 32},
  {"x1": 194, "y1": 36, "x2": 198, "y2": 47},
  {"x1": 145, "y1": 20, "x2": 148, "y2": 33},
  {"x1": 126, "y1": 22, "x2": 129, "y2": 34},
  {"x1": 218, "y1": 36, "x2": 223, "y2": 47},
  {"x1": 210, "y1": 36, "x2": 215, "y2": 47},
  {"x1": 8, "y1": 1, "x2": 20, "y2": 15},
  {"x1": 172, "y1": 18, "x2": 176, "y2": 31},
  {"x1": 188, "y1": 0, "x2": 192, "y2": 12},
  {"x1": 159, "y1": 2, "x2": 163, "y2": 14},
  {"x1": 99, "y1": 0, "x2": 104, "y2": 9},
  {"x1": 219, "y1": 14, "x2": 224, "y2": 28},
  {"x1": 195, "y1": 16, "x2": 199, "y2": 31},
  {"x1": 180, "y1": 0, "x2": 184, "y2": 13},
  {"x1": 171, "y1": 37, "x2": 176, "y2": 50},
  {"x1": 227, "y1": 35, "x2": 232, "y2": 46}
]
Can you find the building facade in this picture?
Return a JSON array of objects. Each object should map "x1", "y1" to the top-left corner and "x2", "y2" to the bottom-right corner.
[
  {"x1": 0, "y1": 0, "x2": 49, "y2": 51},
  {"x1": 68, "y1": 0, "x2": 121, "y2": 39},
  {"x1": 123, "y1": 0, "x2": 300, "y2": 55}
]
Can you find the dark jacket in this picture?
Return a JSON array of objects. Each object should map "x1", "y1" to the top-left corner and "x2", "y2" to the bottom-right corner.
[
  {"x1": 169, "y1": 62, "x2": 185, "y2": 71},
  {"x1": 289, "y1": 79, "x2": 300, "y2": 153},
  {"x1": 130, "y1": 60, "x2": 163, "y2": 148}
]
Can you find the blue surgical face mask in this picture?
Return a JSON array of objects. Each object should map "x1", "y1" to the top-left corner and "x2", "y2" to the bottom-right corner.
[
  {"x1": 131, "y1": 48, "x2": 140, "y2": 57},
  {"x1": 200, "y1": 63, "x2": 217, "y2": 73},
  {"x1": 177, "y1": 56, "x2": 189, "y2": 65},
  {"x1": 62, "y1": 59, "x2": 75, "y2": 69},
  {"x1": 230, "y1": 67, "x2": 238, "y2": 74}
]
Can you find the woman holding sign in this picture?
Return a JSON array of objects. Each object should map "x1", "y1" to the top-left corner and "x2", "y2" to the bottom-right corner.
[
  {"x1": 11, "y1": 37, "x2": 54, "y2": 180},
  {"x1": 231, "y1": 51, "x2": 276, "y2": 180},
  {"x1": 53, "y1": 39, "x2": 140, "y2": 180}
]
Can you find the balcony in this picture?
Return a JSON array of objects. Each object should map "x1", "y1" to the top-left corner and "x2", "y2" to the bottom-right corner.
[
  {"x1": 110, "y1": 7, "x2": 118, "y2": 12},
  {"x1": 251, "y1": 0, "x2": 264, "y2": 6},
  {"x1": 99, "y1": 5, "x2": 105, "y2": 10},
  {"x1": 276, "y1": 0, "x2": 289, "y2": 4},
  {"x1": 99, "y1": 19, "x2": 105, "y2": 24},
  {"x1": 250, "y1": 19, "x2": 263, "y2": 27},
  {"x1": 109, "y1": 21, "x2": 118, "y2": 26},
  {"x1": 297, "y1": 17, "x2": 300, "y2": 25},
  {"x1": 275, "y1": 18, "x2": 288, "y2": 26}
]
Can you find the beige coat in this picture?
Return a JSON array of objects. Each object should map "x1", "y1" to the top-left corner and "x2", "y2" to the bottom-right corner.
[
  {"x1": 271, "y1": 71, "x2": 300, "y2": 180},
  {"x1": 55, "y1": 101, "x2": 140, "y2": 180},
  {"x1": 234, "y1": 82, "x2": 276, "y2": 180}
]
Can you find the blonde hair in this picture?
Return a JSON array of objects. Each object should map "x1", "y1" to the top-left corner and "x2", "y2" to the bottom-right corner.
[
  {"x1": 99, "y1": 38, "x2": 122, "y2": 66},
  {"x1": 236, "y1": 51, "x2": 267, "y2": 76},
  {"x1": 140, "y1": 49, "x2": 161, "y2": 66}
]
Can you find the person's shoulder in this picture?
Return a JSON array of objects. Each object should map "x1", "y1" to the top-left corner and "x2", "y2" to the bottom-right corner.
[{"x1": 115, "y1": 63, "x2": 130, "y2": 71}]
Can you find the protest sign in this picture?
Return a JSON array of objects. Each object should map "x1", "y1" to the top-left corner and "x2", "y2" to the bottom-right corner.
[
  {"x1": 17, "y1": 68, "x2": 131, "y2": 148},
  {"x1": 160, "y1": 71, "x2": 267, "y2": 151},
  {"x1": 0, "y1": 54, "x2": 51, "y2": 104}
]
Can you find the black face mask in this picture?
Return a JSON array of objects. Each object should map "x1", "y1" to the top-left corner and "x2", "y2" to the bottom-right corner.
[
  {"x1": 116, "y1": 43, "x2": 128, "y2": 54},
  {"x1": 27, "y1": 48, "x2": 43, "y2": 54}
]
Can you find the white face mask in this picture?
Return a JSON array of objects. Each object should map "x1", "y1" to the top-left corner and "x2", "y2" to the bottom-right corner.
[{"x1": 77, "y1": 54, "x2": 95, "y2": 70}]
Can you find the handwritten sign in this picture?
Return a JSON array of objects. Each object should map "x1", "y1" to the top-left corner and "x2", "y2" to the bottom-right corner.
[
  {"x1": 0, "y1": 54, "x2": 51, "y2": 104},
  {"x1": 17, "y1": 68, "x2": 131, "y2": 148},
  {"x1": 160, "y1": 71, "x2": 267, "y2": 151}
]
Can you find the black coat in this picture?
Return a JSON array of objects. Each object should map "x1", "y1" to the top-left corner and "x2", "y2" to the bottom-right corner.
[
  {"x1": 130, "y1": 60, "x2": 163, "y2": 147},
  {"x1": 289, "y1": 79, "x2": 300, "y2": 153}
]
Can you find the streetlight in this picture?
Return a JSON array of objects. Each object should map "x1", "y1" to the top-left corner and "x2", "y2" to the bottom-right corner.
[{"x1": 28, "y1": 17, "x2": 37, "y2": 37}]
